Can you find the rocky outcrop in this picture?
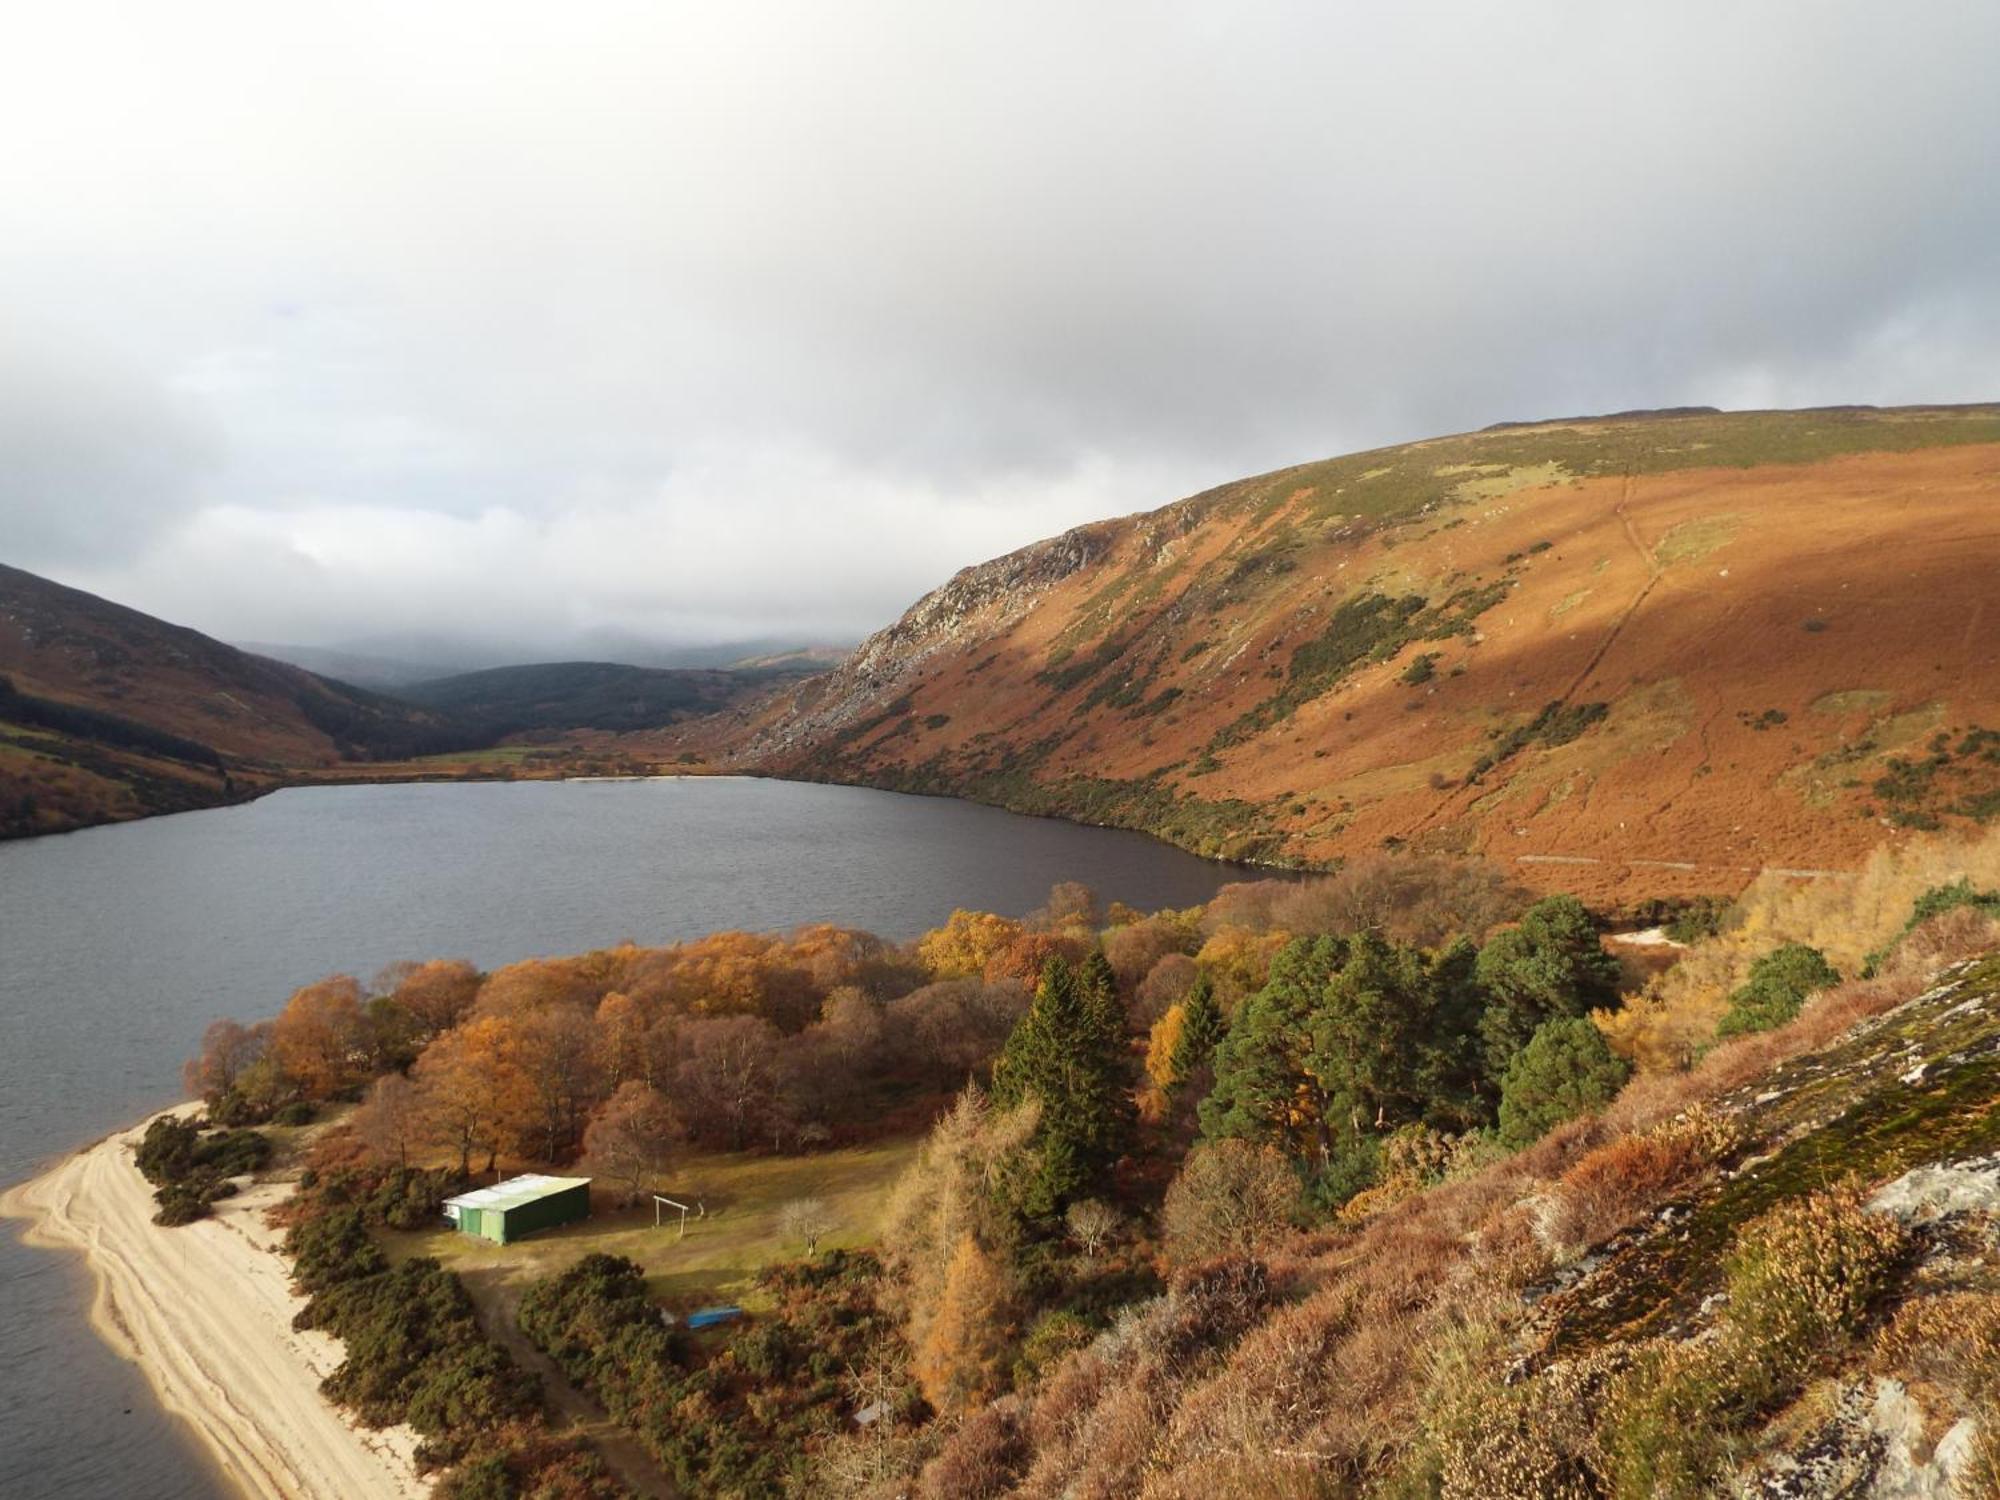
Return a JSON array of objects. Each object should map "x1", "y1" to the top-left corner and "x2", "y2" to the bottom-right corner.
[{"x1": 744, "y1": 517, "x2": 1126, "y2": 755}]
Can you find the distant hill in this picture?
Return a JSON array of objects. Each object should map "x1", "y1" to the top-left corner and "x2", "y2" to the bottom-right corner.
[
  {"x1": 231, "y1": 641, "x2": 470, "y2": 690},
  {"x1": 742, "y1": 404, "x2": 2000, "y2": 905},
  {"x1": 0, "y1": 564, "x2": 470, "y2": 837},
  {"x1": 395, "y1": 658, "x2": 828, "y2": 739}
]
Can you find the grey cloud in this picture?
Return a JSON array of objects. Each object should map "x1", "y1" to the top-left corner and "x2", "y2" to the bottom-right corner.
[{"x1": 3, "y1": 1, "x2": 1997, "y2": 653}]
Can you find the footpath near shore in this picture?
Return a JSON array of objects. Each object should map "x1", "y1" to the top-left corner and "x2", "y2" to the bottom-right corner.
[{"x1": 1, "y1": 1110, "x2": 425, "y2": 1500}]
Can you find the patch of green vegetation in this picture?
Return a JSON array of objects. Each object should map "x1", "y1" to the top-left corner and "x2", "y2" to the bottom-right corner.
[
  {"x1": 1654, "y1": 515, "x2": 1738, "y2": 566},
  {"x1": 1401, "y1": 652, "x2": 1440, "y2": 687},
  {"x1": 134, "y1": 1115, "x2": 272, "y2": 1225},
  {"x1": 1737, "y1": 708, "x2": 1788, "y2": 732},
  {"x1": 1466, "y1": 701, "x2": 1610, "y2": 783},
  {"x1": 1863, "y1": 880, "x2": 2000, "y2": 976},
  {"x1": 1208, "y1": 580, "x2": 1511, "y2": 752}
]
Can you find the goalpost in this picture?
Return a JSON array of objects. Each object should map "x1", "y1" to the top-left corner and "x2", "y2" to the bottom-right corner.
[{"x1": 652, "y1": 1195, "x2": 693, "y2": 1238}]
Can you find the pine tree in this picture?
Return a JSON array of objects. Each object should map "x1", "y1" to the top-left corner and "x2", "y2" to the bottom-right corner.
[
  {"x1": 1474, "y1": 894, "x2": 1621, "y2": 1081},
  {"x1": 1168, "y1": 972, "x2": 1224, "y2": 1090},
  {"x1": 991, "y1": 955, "x2": 1134, "y2": 1212},
  {"x1": 1199, "y1": 936, "x2": 1344, "y2": 1161}
]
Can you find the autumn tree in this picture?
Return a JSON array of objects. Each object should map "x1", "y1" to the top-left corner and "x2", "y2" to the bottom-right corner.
[
  {"x1": 1161, "y1": 1139, "x2": 1300, "y2": 1266},
  {"x1": 982, "y1": 930, "x2": 1089, "y2": 986},
  {"x1": 513, "y1": 1006, "x2": 605, "y2": 1162},
  {"x1": 380, "y1": 958, "x2": 481, "y2": 1039},
  {"x1": 914, "y1": 1234, "x2": 1016, "y2": 1413},
  {"x1": 353, "y1": 1072, "x2": 424, "y2": 1169},
  {"x1": 916, "y1": 910, "x2": 1024, "y2": 982},
  {"x1": 1064, "y1": 1198, "x2": 1119, "y2": 1257},
  {"x1": 581, "y1": 1082, "x2": 683, "y2": 1205},
  {"x1": 594, "y1": 991, "x2": 660, "y2": 1088},
  {"x1": 883, "y1": 979, "x2": 1029, "y2": 1089},
  {"x1": 1102, "y1": 909, "x2": 1201, "y2": 997},
  {"x1": 1194, "y1": 926, "x2": 1289, "y2": 1007},
  {"x1": 1134, "y1": 952, "x2": 1199, "y2": 1028},
  {"x1": 1268, "y1": 851, "x2": 1528, "y2": 947},
  {"x1": 183, "y1": 1018, "x2": 270, "y2": 1110},
  {"x1": 1026, "y1": 880, "x2": 1101, "y2": 934},
  {"x1": 270, "y1": 976, "x2": 368, "y2": 1100},
  {"x1": 878, "y1": 1087, "x2": 1038, "y2": 1392},
  {"x1": 674, "y1": 1014, "x2": 779, "y2": 1150},
  {"x1": 414, "y1": 1015, "x2": 531, "y2": 1177}
]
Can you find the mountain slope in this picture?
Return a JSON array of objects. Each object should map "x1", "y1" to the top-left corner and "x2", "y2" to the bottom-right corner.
[
  {"x1": 745, "y1": 405, "x2": 2000, "y2": 905},
  {"x1": 0, "y1": 563, "x2": 465, "y2": 836},
  {"x1": 397, "y1": 658, "x2": 826, "y2": 739}
]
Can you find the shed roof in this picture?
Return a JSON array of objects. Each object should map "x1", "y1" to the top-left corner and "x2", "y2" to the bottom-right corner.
[{"x1": 443, "y1": 1173, "x2": 591, "y2": 1214}]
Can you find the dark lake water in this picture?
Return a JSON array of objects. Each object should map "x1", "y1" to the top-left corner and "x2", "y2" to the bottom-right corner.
[{"x1": 0, "y1": 776, "x2": 1239, "y2": 1498}]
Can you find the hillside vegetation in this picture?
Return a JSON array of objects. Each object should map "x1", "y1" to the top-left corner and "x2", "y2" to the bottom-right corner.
[
  {"x1": 172, "y1": 820, "x2": 2000, "y2": 1496},
  {"x1": 398, "y1": 659, "x2": 822, "y2": 739},
  {"x1": 743, "y1": 405, "x2": 2000, "y2": 907}
]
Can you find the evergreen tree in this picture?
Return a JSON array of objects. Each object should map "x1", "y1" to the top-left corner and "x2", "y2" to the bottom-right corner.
[
  {"x1": 991, "y1": 956, "x2": 1133, "y2": 1213},
  {"x1": 1474, "y1": 894, "x2": 1622, "y2": 1080},
  {"x1": 1497, "y1": 1016, "x2": 1631, "y2": 1146},
  {"x1": 1168, "y1": 972, "x2": 1225, "y2": 1090},
  {"x1": 1199, "y1": 936, "x2": 1344, "y2": 1161}
]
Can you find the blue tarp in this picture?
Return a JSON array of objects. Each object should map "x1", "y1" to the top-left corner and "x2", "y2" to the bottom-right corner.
[{"x1": 685, "y1": 1305, "x2": 743, "y2": 1330}]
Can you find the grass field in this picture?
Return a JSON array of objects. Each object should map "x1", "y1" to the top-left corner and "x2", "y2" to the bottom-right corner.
[{"x1": 383, "y1": 1138, "x2": 920, "y2": 1309}]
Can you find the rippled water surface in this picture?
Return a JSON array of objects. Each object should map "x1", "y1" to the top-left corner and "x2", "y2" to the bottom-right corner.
[{"x1": 0, "y1": 777, "x2": 1239, "y2": 1498}]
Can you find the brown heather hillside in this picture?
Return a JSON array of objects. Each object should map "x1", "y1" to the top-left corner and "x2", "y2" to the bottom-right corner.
[
  {"x1": 0, "y1": 562, "x2": 463, "y2": 836},
  {"x1": 743, "y1": 406, "x2": 2000, "y2": 908}
]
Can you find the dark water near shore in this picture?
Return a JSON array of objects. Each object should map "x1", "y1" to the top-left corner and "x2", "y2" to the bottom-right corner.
[{"x1": 0, "y1": 777, "x2": 1240, "y2": 1498}]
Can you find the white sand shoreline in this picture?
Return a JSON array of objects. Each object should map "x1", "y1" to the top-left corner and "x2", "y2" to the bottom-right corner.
[{"x1": 0, "y1": 1108, "x2": 427, "y2": 1500}]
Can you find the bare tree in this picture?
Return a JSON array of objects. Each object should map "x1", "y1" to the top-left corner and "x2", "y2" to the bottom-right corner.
[
  {"x1": 353, "y1": 1072, "x2": 423, "y2": 1170},
  {"x1": 780, "y1": 1196, "x2": 837, "y2": 1256},
  {"x1": 1064, "y1": 1197, "x2": 1120, "y2": 1258}
]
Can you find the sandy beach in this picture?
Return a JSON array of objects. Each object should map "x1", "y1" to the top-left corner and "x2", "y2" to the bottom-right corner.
[{"x1": 0, "y1": 1111, "x2": 427, "y2": 1500}]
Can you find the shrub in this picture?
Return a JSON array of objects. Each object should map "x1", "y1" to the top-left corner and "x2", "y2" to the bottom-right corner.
[
  {"x1": 1601, "y1": 1184, "x2": 1911, "y2": 1496},
  {"x1": 1548, "y1": 1106, "x2": 1735, "y2": 1252},
  {"x1": 1498, "y1": 1018, "x2": 1631, "y2": 1147},
  {"x1": 1161, "y1": 1140, "x2": 1299, "y2": 1266},
  {"x1": 1014, "y1": 1310, "x2": 1094, "y2": 1386},
  {"x1": 135, "y1": 1117, "x2": 271, "y2": 1223},
  {"x1": 1713, "y1": 943, "x2": 1840, "y2": 1037}
]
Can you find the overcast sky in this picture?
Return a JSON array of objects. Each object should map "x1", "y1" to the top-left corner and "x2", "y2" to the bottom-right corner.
[{"x1": 3, "y1": 2, "x2": 1998, "y2": 662}]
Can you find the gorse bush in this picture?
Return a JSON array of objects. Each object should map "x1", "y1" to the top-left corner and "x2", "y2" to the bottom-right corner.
[
  {"x1": 520, "y1": 1249, "x2": 908, "y2": 1493},
  {"x1": 273, "y1": 1165, "x2": 627, "y2": 1493},
  {"x1": 134, "y1": 1115, "x2": 271, "y2": 1224}
]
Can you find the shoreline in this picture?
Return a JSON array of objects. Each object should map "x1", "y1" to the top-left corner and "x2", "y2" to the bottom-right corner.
[{"x1": 0, "y1": 1109, "x2": 427, "y2": 1500}]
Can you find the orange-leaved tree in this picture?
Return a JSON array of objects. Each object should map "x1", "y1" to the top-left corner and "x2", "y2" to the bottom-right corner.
[
  {"x1": 581, "y1": 1081, "x2": 683, "y2": 1205},
  {"x1": 270, "y1": 976, "x2": 368, "y2": 1100},
  {"x1": 413, "y1": 1013, "x2": 532, "y2": 1177}
]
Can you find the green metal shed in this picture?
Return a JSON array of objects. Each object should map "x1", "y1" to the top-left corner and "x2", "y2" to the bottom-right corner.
[{"x1": 443, "y1": 1174, "x2": 592, "y2": 1244}]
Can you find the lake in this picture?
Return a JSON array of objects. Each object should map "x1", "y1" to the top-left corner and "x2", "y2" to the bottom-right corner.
[{"x1": 0, "y1": 776, "x2": 1241, "y2": 1498}]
